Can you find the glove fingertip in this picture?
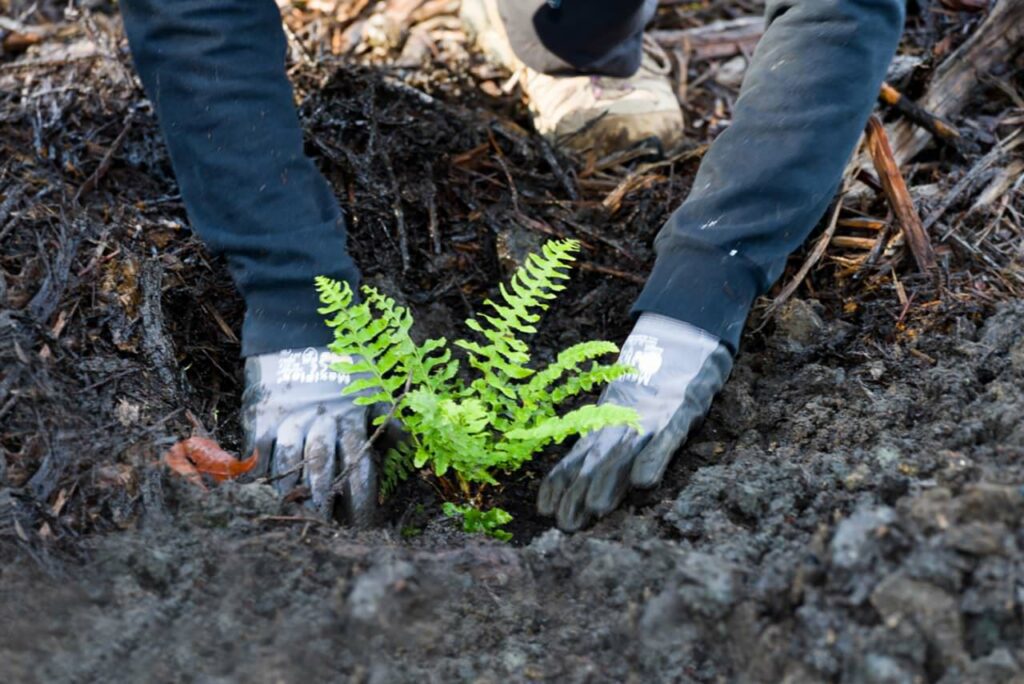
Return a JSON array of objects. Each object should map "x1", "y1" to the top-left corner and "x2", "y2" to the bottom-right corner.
[
  {"x1": 586, "y1": 435, "x2": 642, "y2": 514},
  {"x1": 537, "y1": 441, "x2": 591, "y2": 517},
  {"x1": 555, "y1": 477, "x2": 591, "y2": 532},
  {"x1": 304, "y1": 415, "x2": 339, "y2": 515},
  {"x1": 337, "y1": 428, "x2": 378, "y2": 528},
  {"x1": 630, "y1": 457, "x2": 661, "y2": 488},
  {"x1": 537, "y1": 480, "x2": 559, "y2": 517},
  {"x1": 586, "y1": 478, "x2": 630, "y2": 518},
  {"x1": 251, "y1": 436, "x2": 274, "y2": 479},
  {"x1": 630, "y1": 436, "x2": 675, "y2": 489},
  {"x1": 272, "y1": 424, "x2": 305, "y2": 495},
  {"x1": 344, "y1": 456, "x2": 377, "y2": 529}
]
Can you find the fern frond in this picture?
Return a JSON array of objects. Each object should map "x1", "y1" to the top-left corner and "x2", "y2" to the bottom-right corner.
[
  {"x1": 364, "y1": 288, "x2": 461, "y2": 397},
  {"x1": 548, "y1": 361, "x2": 636, "y2": 405},
  {"x1": 402, "y1": 389, "x2": 497, "y2": 484},
  {"x1": 504, "y1": 403, "x2": 642, "y2": 445},
  {"x1": 317, "y1": 279, "x2": 405, "y2": 411},
  {"x1": 443, "y1": 503, "x2": 513, "y2": 542},
  {"x1": 455, "y1": 238, "x2": 581, "y2": 418},
  {"x1": 518, "y1": 341, "x2": 621, "y2": 408},
  {"x1": 463, "y1": 238, "x2": 578, "y2": 341},
  {"x1": 379, "y1": 444, "x2": 414, "y2": 498}
]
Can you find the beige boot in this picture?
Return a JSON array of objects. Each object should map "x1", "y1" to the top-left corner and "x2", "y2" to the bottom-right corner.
[{"x1": 461, "y1": 0, "x2": 683, "y2": 157}]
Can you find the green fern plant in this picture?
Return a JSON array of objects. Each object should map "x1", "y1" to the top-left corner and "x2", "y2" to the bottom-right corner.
[
  {"x1": 442, "y1": 503, "x2": 513, "y2": 542},
  {"x1": 316, "y1": 238, "x2": 640, "y2": 536}
]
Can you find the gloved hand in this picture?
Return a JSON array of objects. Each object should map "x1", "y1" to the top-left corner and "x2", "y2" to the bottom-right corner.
[
  {"x1": 242, "y1": 347, "x2": 376, "y2": 525},
  {"x1": 538, "y1": 313, "x2": 733, "y2": 531}
]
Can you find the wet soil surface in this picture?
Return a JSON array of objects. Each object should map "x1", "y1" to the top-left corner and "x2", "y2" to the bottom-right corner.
[{"x1": 3, "y1": 3, "x2": 1024, "y2": 683}]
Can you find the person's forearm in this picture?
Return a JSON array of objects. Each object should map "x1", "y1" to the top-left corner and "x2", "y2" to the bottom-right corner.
[
  {"x1": 120, "y1": 0, "x2": 359, "y2": 356},
  {"x1": 633, "y1": 0, "x2": 906, "y2": 352}
]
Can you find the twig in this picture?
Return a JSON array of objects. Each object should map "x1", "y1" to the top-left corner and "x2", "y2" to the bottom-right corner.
[
  {"x1": 0, "y1": 394, "x2": 19, "y2": 424},
  {"x1": 602, "y1": 172, "x2": 665, "y2": 214},
  {"x1": 74, "y1": 112, "x2": 136, "y2": 203},
  {"x1": 488, "y1": 128, "x2": 521, "y2": 213},
  {"x1": 282, "y1": 20, "x2": 320, "y2": 71},
  {"x1": 0, "y1": 54, "x2": 103, "y2": 73},
  {"x1": 423, "y1": 163, "x2": 442, "y2": 255},
  {"x1": 830, "y1": 235, "x2": 877, "y2": 250},
  {"x1": 855, "y1": 168, "x2": 884, "y2": 195},
  {"x1": 857, "y1": 216, "x2": 897, "y2": 276},
  {"x1": 331, "y1": 373, "x2": 412, "y2": 494},
  {"x1": 587, "y1": 139, "x2": 667, "y2": 175},
  {"x1": 968, "y1": 159, "x2": 1024, "y2": 217},
  {"x1": 865, "y1": 116, "x2": 936, "y2": 272},
  {"x1": 261, "y1": 458, "x2": 312, "y2": 485},
  {"x1": 380, "y1": 74, "x2": 437, "y2": 107},
  {"x1": 575, "y1": 261, "x2": 645, "y2": 285},
  {"x1": 26, "y1": 221, "x2": 81, "y2": 325},
  {"x1": 878, "y1": 81, "x2": 962, "y2": 150},
  {"x1": 259, "y1": 514, "x2": 330, "y2": 525},
  {"x1": 558, "y1": 216, "x2": 642, "y2": 265},
  {"x1": 537, "y1": 138, "x2": 579, "y2": 202},
  {"x1": 379, "y1": 151, "x2": 410, "y2": 272},
  {"x1": 838, "y1": 217, "x2": 887, "y2": 231},
  {"x1": 0, "y1": 185, "x2": 23, "y2": 228},
  {"x1": 672, "y1": 46, "x2": 689, "y2": 104},
  {"x1": 80, "y1": 368, "x2": 137, "y2": 392},
  {"x1": 202, "y1": 302, "x2": 240, "y2": 344},
  {"x1": 651, "y1": 17, "x2": 764, "y2": 60}
]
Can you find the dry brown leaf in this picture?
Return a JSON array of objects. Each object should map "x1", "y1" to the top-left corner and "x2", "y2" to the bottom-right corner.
[{"x1": 163, "y1": 437, "x2": 258, "y2": 489}]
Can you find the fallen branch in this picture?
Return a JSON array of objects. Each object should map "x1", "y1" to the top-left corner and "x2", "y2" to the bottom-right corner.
[
  {"x1": 651, "y1": 16, "x2": 763, "y2": 60},
  {"x1": 923, "y1": 129, "x2": 1023, "y2": 230},
  {"x1": 938, "y1": 0, "x2": 989, "y2": 10},
  {"x1": 968, "y1": 158, "x2": 1024, "y2": 217},
  {"x1": 0, "y1": 17, "x2": 54, "y2": 56},
  {"x1": 872, "y1": 0, "x2": 1024, "y2": 168},
  {"x1": 878, "y1": 81, "x2": 962, "y2": 151}
]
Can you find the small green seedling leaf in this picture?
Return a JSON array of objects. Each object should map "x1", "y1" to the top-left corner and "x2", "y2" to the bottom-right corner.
[{"x1": 443, "y1": 502, "x2": 513, "y2": 542}]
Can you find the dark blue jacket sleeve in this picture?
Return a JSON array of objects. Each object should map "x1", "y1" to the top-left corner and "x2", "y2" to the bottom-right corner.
[
  {"x1": 634, "y1": 0, "x2": 906, "y2": 352},
  {"x1": 121, "y1": 0, "x2": 360, "y2": 356}
]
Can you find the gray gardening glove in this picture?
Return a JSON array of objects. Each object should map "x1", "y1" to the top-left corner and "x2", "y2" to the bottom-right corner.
[
  {"x1": 538, "y1": 313, "x2": 733, "y2": 531},
  {"x1": 242, "y1": 347, "x2": 376, "y2": 525}
]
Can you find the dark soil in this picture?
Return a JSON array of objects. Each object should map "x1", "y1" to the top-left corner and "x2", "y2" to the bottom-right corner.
[
  {"x1": 2, "y1": 2, "x2": 1023, "y2": 682},
  {"x1": 3, "y1": 301, "x2": 1024, "y2": 683}
]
